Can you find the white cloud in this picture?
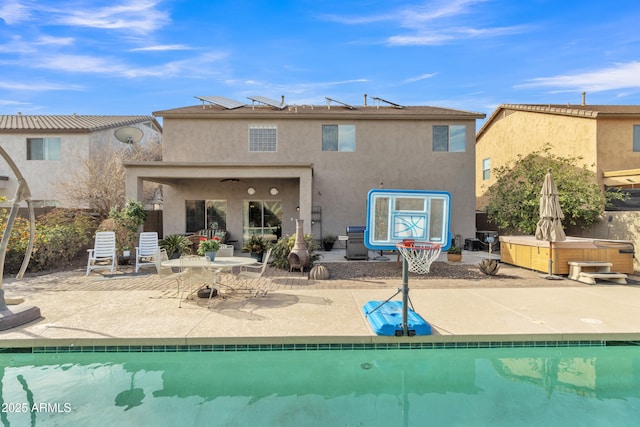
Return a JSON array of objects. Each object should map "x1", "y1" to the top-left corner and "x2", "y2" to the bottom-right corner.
[
  {"x1": 129, "y1": 44, "x2": 194, "y2": 52},
  {"x1": 0, "y1": 80, "x2": 81, "y2": 91},
  {"x1": 521, "y1": 62, "x2": 640, "y2": 92},
  {"x1": 404, "y1": 73, "x2": 438, "y2": 83},
  {"x1": 323, "y1": 0, "x2": 528, "y2": 46},
  {"x1": 0, "y1": 0, "x2": 31, "y2": 25},
  {"x1": 52, "y1": 0, "x2": 169, "y2": 35}
]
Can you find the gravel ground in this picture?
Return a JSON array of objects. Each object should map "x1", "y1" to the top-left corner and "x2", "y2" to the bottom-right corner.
[{"x1": 320, "y1": 261, "x2": 494, "y2": 281}]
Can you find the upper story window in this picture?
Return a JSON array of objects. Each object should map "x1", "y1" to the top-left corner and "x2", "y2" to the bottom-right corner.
[
  {"x1": 634, "y1": 125, "x2": 640, "y2": 152},
  {"x1": 482, "y1": 158, "x2": 491, "y2": 180},
  {"x1": 249, "y1": 125, "x2": 277, "y2": 152},
  {"x1": 322, "y1": 125, "x2": 356, "y2": 152},
  {"x1": 27, "y1": 137, "x2": 60, "y2": 160},
  {"x1": 433, "y1": 125, "x2": 466, "y2": 152}
]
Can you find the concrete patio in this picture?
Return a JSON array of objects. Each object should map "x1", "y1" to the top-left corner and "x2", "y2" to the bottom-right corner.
[{"x1": 2, "y1": 248, "x2": 640, "y2": 348}]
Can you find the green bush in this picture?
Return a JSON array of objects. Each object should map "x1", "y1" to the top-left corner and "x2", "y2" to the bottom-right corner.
[
  {"x1": 270, "y1": 234, "x2": 321, "y2": 270},
  {"x1": 0, "y1": 207, "x2": 95, "y2": 274},
  {"x1": 30, "y1": 210, "x2": 95, "y2": 271},
  {"x1": 0, "y1": 210, "x2": 33, "y2": 273},
  {"x1": 99, "y1": 200, "x2": 147, "y2": 254}
]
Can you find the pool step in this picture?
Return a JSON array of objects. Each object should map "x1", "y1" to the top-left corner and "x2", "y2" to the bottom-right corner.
[{"x1": 577, "y1": 272, "x2": 627, "y2": 285}]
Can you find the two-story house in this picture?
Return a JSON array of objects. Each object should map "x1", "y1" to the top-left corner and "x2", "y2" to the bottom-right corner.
[
  {"x1": 0, "y1": 114, "x2": 162, "y2": 208},
  {"x1": 476, "y1": 102, "x2": 640, "y2": 211},
  {"x1": 125, "y1": 96, "x2": 485, "y2": 245}
]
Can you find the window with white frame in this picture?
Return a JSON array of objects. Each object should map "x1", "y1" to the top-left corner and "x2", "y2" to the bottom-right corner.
[
  {"x1": 482, "y1": 158, "x2": 491, "y2": 180},
  {"x1": 322, "y1": 125, "x2": 356, "y2": 152},
  {"x1": 634, "y1": 125, "x2": 640, "y2": 152},
  {"x1": 432, "y1": 125, "x2": 466, "y2": 152},
  {"x1": 27, "y1": 137, "x2": 61, "y2": 160},
  {"x1": 249, "y1": 125, "x2": 277, "y2": 152}
]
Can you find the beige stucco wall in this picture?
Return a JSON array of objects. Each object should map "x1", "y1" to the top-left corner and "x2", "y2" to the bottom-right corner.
[
  {"x1": 0, "y1": 132, "x2": 90, "y2": 205},
  {"x1": 476, "y1": 110, "x2": 598, "y2": 210},
  {"x1": 568, "y1": 211, "x2": 640, "y2": 273},
  {"x1": 0, "y1": 123, "x2": 161, "y2": 208},
  {"x1": 139, "y1": 114, "x2": 479, "y2": 243},
  {"x1": 596, "y1": 119, "x2": 640, "y2": 175}
]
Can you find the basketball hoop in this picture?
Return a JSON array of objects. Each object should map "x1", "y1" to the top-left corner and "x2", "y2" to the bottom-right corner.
[{"x1": 395, "y1": 240, "x2": 442, "y2": 275}]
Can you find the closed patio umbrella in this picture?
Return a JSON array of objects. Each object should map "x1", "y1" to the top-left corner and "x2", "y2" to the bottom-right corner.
[{"x1": 535, "y1": 169, "x2": 566, "y2": 278}]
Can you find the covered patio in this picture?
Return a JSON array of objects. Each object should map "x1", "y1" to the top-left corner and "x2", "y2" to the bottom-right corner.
[{"x1": 124, "y1": 162, "x2": 314, "y2": 242}]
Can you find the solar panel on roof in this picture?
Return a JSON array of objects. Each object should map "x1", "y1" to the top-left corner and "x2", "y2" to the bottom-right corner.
[
  {"x1": 248, "y1": 96, "x2": 287, "y2": 109},
  {"x1": 372, "y1": 97, "x2": 403, "y2": 108},
  {"x1": 325, "y1": 97, "x2": 356, "y2": 110},
  {"x1": 194, "y1": 96, "x2": 245, "y2": 109}
]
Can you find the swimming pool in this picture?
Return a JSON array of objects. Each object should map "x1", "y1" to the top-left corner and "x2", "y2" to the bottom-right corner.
[{"x1": 1, "y1": 343, "x2": 640, "y2": 426}]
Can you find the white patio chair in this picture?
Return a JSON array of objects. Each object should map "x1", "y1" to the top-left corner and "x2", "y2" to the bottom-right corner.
[
  {"x1": 178, "y1": 255, "x2": 219, "y2": 308},
  {"x1": 86, "y1": 231, "x2": 117, "y2": 275},
  {"x1": 156, "y1": 249, "x2": 189, "y2": 300},
  {"x1": 230, "y1": 248, "x2": 272, "y2": 296},
  {"x1": 135, "y1": 232, "x2": 159, "y2": 273}
]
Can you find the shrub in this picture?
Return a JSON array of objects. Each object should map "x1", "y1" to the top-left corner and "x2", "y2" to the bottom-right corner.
[
  {"x1": 159, "y1": 234, "x2": 192, "y2": 258},
  {"x1": 0, "y1": 207, "x2": 96, "y2": 273},
  {"x1": 30, "y1": 209, "x2": 95, "y2": 271},
  {"x1": 270, "y1": 234, "x2": 321, "y2": 270},
  {"x1": 99, "y1": 200, "x2": 147, "y2": 254},
  {"x1": 0, "y1": 209, "x2": 33, "y2": 273}
]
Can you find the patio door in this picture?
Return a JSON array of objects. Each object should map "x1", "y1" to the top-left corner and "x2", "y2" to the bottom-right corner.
[
  {"x1": 185, "y1": 200, "x2": 227, "y2": 233},
  {"x1": 243, "y1": 200, "x2": 282, "y2": 243}
]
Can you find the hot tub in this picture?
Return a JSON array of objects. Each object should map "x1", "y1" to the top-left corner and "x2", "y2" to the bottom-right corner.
[{"x1": 499, "y1": 235, "x2": 634, "y2": 275}]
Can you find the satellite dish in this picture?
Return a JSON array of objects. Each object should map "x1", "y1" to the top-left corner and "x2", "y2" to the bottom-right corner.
[{"x1": 114, "y1": 126, "x2": 144, "y2": 144}]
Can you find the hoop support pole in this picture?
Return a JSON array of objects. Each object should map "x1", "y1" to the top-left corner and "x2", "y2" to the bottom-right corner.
[{"x1": 402, "y1": 257, "x2": 409, "y2": 336}]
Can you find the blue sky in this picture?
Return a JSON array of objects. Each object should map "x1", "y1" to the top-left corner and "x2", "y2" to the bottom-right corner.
[{"x1": 1, "y1": 0, "x2": 640, "y2": 123}]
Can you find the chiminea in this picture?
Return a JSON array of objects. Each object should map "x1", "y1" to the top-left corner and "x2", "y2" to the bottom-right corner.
[{"x1": 287, "y1": 219, "x2": 310, "y2": 273}]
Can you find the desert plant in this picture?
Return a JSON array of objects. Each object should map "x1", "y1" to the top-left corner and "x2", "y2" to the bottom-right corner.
[
  {"x1": 159, "y1": 234, "x2": 192, "y2": 258},
  {"x1": 447, "y1": 246, "x2": 462, "y2": 254},
  {"x1": 241, "y1": 235, "x2": 268, "y2": 254},
  {"x1": 270, "y1": 234, "x2": 321, "y2": 270},
  {"x1": 322, "y1": 234, "x2": 337, "y2": 251},
  {"x1": 478, "y1": 259, "x2": 500, "y2": 275}
]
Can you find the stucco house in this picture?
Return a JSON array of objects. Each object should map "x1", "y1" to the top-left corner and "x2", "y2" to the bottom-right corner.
[
  {"x1": 476, "y1": 102, "x2": 640, "y2": 272},
  {"x1": 476, "y1": 102, "x2": 640, "y2": 210},
  {"x1": 0, "y1": 114, "x2": 162, "y2": 208},
  {"x1": 125, "y1": 96, "x2": 485, "y2": 246}
]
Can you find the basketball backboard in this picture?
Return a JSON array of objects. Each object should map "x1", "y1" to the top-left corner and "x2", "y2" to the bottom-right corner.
[{"x1": 365, "y1": 189, "x2": 452, "y2": 251}]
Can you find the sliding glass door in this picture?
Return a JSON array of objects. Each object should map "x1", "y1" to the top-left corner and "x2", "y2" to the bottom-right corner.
[
  {"x1": 243, "y1": 200, "x2": 282, "y2": 243},
  {"x1": 186, "y1": 200, "x2": 227, "y2": 233}
]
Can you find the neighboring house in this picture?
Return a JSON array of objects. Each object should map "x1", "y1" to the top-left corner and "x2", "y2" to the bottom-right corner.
[
  {"x1": 0, "y1": 114, "x2": 162, "y2": 208},
  {"x1": 476, "y1": 103, "x2": 640, "y2": 210},
  {"x1": 124, "y1": 96, "x2": 485, "y2": 245}
]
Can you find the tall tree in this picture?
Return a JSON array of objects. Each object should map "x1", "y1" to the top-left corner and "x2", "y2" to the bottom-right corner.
[
  {"x1": 58, "y1": 140, "x2": 162, "y2": 218},
  {"x1": 484, "y1": 144, "x2": 624, "y2": 234}
]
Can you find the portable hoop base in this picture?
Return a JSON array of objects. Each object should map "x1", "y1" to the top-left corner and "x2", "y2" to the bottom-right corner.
[{"x1": 364, "y1": 241, "x2": 441, "y2": 336}]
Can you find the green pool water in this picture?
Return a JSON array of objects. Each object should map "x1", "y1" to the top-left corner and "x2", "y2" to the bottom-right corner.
[{"x1": 1, "y1": 345, "x2": 640, "y2": 426}]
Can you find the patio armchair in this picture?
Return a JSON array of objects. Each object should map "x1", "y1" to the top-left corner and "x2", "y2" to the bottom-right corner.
[
  {"x1": 228, "y1": 248, "x2": 272, "y2": 297},
  {"x1": 86, "y1": 231, "x2": 117, "y2": 275},
  {"x1": 135, "y1": 232, "x2": 160, "y2": 273},
  {"x1": 178, "y1": 255, "x2": 220, "y2": 308},
  {"x1": 155, "y1": 249, "x2": 187, "y2": 300}
]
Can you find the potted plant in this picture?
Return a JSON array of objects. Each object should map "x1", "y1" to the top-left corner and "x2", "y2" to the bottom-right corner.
[
  {"x1": 159, "y1": 234, "x2": 192, "y2": 259},
  {"x1": 197, "y1": 237, "x2": 221, "y2": 260},
  {"x1": 242, "y1": 235, "x2": 268, "y2": 262},
  {"x1": 447, "y1": 246, "x2": 462, "y2": 262},
  {"x1": 322, "y1": 234, "x2": 337, "y2": 251}
]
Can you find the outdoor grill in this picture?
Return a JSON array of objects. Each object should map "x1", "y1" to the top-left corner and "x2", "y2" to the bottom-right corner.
[{"x1": 345, "y1": 226, "x2": 368, "y2": 260}]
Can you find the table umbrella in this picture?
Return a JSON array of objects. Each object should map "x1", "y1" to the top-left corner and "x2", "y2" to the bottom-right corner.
[{"x1": 535, "y1": 169, "x2": 566, "y2": 278}]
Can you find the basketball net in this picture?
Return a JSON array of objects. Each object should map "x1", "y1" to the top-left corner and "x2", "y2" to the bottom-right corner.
[{"x1": 395, "y1": 240, "x2": 442, "y2": 275}]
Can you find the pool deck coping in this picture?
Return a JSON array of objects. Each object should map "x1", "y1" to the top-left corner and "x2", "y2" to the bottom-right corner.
[{"x1": 2, "y1": 248, "x2": 640, "y2": 349}]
